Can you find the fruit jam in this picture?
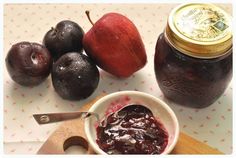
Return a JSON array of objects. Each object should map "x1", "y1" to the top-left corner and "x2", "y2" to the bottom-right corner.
[
  {"x1": 154, "y1": 33, "x2": 232, "y2": 108},
  {"x1": 154, "y1": 4, "x2": 232, "y2": 108},
  {"x1": 96, "y1": 104, "x2": 168, "y2": 154}
]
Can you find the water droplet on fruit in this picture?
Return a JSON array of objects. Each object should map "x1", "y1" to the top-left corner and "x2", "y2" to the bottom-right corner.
[
  {"x1": 31, "y1": 52, "x2": 38, "y2": 64},
  {"x1": 59, "y1": 66, "x2": 65, "y2": 71},
  {"x1": 66, "y1": 25, "x2": 73, "y2": 32}
]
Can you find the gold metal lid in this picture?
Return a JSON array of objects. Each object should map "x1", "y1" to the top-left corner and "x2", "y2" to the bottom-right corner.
[{"x1": 165, "y1": 3, "x2": 232, "y2": 58}]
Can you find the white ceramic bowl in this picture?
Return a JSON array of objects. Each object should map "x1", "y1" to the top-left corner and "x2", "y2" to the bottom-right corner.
[{"x1": 84, "y1": 91, "x2": 179, "y2": 154}]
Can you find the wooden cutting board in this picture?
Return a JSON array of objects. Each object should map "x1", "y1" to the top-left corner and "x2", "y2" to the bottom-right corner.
[{"x1": 37, "y1": 95, "x2": 223, "y2": 154}]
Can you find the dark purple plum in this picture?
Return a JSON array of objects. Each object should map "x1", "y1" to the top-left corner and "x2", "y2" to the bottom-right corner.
[
  {"x1": 43, "y1": 20, "x2": 84, "y2": 61},
  {"x1": 51, "y1": 52, "x2": 99, "y2": 100},
  {"x1": 5, "y1": 42, "x2": 52, "y2": 86}
]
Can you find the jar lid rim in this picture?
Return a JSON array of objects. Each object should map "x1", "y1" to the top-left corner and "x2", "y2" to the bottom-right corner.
[{"x1": 166, "y1": 3, "x2": 232, "y2": 58}]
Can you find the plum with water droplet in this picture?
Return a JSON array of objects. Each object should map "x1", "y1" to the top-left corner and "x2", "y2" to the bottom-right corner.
[
  {"x1": 43, "y1": 20, "x2": 84, "y2": 61},
  {"x1": 51, "y1": 52, "x2": 99, "y2": 100},
  {"x1": 5, "y1": 41, "x2": 52, "y2": 86}
]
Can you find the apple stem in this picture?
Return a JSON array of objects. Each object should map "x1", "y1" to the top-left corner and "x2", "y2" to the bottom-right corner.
[{"x1": 85, "y1": 10, "x2": 94, "y2": 26}]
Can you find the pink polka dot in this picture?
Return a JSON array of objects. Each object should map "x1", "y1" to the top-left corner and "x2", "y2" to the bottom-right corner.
[
  {"x1": 193, "y1": 131, "x2": 198, "y2": 134},
  {"x1": 70, "y1": 103, "x2": 74, "y2": 108},
  {"x1": 221, "y1": 115, "x2": 225, "y2": 120},
  {"x1": 209, "y1": 130, "x2": 214, "y2": 134},
  {"x1": 179, "y1": 108, "x2": 183, "y2": 112},
  {"x1": 11, "y1": 133, "x2": 16, "y2": 137}
]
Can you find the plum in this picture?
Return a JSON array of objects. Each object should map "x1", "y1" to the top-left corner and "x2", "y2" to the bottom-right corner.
[
  {"x1": 51, "y1": 52, "x2": 99, "y2": 100},
  {"x1": 5, "y1": 42, "x2": 52, "y2": 86},
  {"x1": 43, "y1": 20, "x2": 84, "y2": 61}
]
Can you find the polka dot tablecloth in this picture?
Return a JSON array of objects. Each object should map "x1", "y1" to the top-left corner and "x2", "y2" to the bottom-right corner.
[{"x1": 3, "y1": 3, "x2": 232, "y2": 154}]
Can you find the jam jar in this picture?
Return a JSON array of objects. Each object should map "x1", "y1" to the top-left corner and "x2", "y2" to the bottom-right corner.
[{"x1": 154, "y1": 3, "x2": 232, "y2": 108}]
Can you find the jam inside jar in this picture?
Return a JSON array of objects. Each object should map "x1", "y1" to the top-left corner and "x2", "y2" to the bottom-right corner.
[{"x1": 154, "y1": 4, "x2": 232, "y2": 108}]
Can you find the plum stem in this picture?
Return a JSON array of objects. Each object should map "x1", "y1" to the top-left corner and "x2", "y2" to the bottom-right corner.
[{"x1": 85, "y1": 10, "x2": 94, "y2": 26}]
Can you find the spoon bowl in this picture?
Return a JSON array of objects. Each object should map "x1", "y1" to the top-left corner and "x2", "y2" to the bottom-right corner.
[{"x1": 84, "y1": 91, "x2": 179, "y2": 154}]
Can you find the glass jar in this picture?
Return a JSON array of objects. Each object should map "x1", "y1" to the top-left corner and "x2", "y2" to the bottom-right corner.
[{"x1": 154, "y1": 3, "x2": 232, "y2": 108}]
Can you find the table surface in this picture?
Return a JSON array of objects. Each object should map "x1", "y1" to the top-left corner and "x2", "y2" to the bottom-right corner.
[{"x1": 3, "y1": 3, "x2": 232, "y2": 154}]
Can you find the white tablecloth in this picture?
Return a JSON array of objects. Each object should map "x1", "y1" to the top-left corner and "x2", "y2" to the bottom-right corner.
[{"x1": 3, "y1": 3, "x2": 232, "y2": 154}]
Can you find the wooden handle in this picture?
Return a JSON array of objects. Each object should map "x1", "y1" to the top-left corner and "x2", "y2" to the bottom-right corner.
[
  {"x1": 170, "y1": 132, "x2": 223, "y2": 154},
  {"x1": 37, "y1": 96, "x2": 101, "y2": 154},
  {"x1": 37, "y1": 95, "x2": 224, "y2": 154},
  {"x1": 37, "y1": 119, "x2": 95, "y2": 154}
]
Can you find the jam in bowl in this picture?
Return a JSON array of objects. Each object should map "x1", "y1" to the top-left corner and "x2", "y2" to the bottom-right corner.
[
  {"x1": 96, "y1": 104, "x2": 169, "y2": 154},
  {"x1": 84, "y1": 91, "x2": 179, "y2": 154}
]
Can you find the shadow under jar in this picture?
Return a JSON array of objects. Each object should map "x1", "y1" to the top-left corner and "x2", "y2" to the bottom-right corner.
[{"x1": 154, "y1": 3, "x2": 232, "y2": 108}]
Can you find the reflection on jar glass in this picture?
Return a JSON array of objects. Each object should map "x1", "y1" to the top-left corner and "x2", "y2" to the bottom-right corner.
[{"x1": 154, "y1": 3, "x2": 232, "y2": 108}]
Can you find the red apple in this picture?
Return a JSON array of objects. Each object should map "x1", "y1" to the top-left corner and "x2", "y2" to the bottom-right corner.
[{"x1": 83, "y1": 11, "x2": 147, "y2": 78}]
